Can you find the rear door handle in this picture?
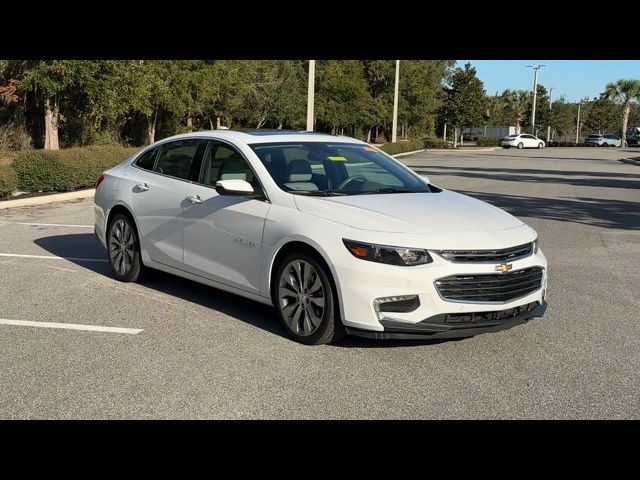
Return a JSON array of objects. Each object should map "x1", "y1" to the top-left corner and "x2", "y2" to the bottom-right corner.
[
  {"x1": 187, "y1": 194, "x2": 202, "y2": 204},
  {"x1": 134, "y1": 183, "x2": 149, "y2": 191}
]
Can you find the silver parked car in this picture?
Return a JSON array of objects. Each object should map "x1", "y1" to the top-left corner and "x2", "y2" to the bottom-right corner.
[{"x1": 585, "y1": 134, "x2": 621, "y2": 147}]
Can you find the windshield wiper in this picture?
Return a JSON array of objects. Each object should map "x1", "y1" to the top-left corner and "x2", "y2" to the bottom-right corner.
[
  {"x1": 358, "y1": 188, "x2": 423, "y2": 195},
  {"x1": 290, "y1": 190, "x2": 348, "y2": 196}
]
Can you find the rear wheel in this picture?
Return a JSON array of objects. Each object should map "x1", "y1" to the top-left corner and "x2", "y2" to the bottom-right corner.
[
  {"x1": 107, "y1": 213, "x2": 145, "y2": 282},
  {"x1": 274, "y1": 252, "x2": 345, "y2": 345},
  {"x1": 602, "y1": 143, "x2": 609, "y2": 147},
  {"x1": 517, "y1": 142, "x2": 524, "y2": 149}
]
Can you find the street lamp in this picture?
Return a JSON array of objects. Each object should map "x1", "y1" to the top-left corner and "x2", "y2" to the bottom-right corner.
[
  {"x1": 547, "y1": 87, "x2": 554, "y2": 143},
  {"x1": 526, "y1": 64, "x2": 547, "y2": 135}
]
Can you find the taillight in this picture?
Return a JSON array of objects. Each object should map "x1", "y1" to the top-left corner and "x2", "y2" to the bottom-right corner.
[{"x1": 95, "y1": 174, "x2": 105, "y2": 189}]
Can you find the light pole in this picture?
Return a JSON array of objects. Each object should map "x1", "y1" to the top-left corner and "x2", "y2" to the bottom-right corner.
[
  {"x1": 575, "y1": 103, "x2": 581, "y2": 144},
  {"x1": 547, "y1": 87, "x2": 554, "y2": 143},
  {"x1": 392, "y1": 60, "x2": 400, "y2": 143},
  {"x1": 526, "y1": 64, "x2": 547, "y2": 136},
  {"x1": 306, "y1": 60, "x2": 315, "y2": 132}
]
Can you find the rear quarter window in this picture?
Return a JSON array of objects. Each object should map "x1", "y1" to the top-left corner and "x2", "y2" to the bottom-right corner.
[{"x1": 134, "y1": 148, "x2": 157, "y2": 170}]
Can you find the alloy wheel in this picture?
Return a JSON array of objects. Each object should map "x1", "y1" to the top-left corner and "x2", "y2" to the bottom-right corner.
[
  {"x1": 109, "y1": 219, "x2": 135, "y2": 275},
  {"x1": 278, "y1": 259, "x2": 325, "y2": 336}
]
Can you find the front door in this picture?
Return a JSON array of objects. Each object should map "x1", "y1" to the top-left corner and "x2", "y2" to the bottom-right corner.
[{"x1": 182, "y1": 141, "x2": 271, "y2": 295}]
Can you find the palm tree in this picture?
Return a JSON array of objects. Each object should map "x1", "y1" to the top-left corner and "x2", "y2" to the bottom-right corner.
[
  {"x1": 604, "y1": 79, "x2": 640, "y2": 147},
  {"x1": 501, "y1": 89, "x2": 531, "y2": 134}
]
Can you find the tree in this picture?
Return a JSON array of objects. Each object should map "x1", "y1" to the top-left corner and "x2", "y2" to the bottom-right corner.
[
  {"x1": 239, "y1": 61, "x2": 305, "y2": 129},
  {"x1": 483, "y1": 93, "x2": 509, "y2": 127},
  {"x1": 604, "y1": 79, "x2": 640, "y2": 147},
  {"x1": 398, "y1": 60, "x2": 453, "y2": 139},
  {"x1": 501, "y1": 89, "x2": 530, "y2": 133},
  {"x1": 316, "y1": 60, "x2": 372, "y2": 136},
  {"x1": 18, "y1": 60, "x2": 84, "y2": 149},
  {"x1": 583, "y1": 96, "x2": 619, "y2": 134},
  {"x1": 443, "y1": 63, "x2": 486, "y2": 143}
]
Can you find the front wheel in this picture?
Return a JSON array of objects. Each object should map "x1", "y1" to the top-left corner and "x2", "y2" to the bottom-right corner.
[
  {"x1": 517, "y1": 142, "x2": 524, "y2": 149},
  {"x1": 274, "y1": 253, "x2": 345, "y2": 345},
  {"x1": 538, "y1": 142, "x2": 544, "y2": 149},
  {"x1": 107, "y1": 213, "x2": 145, "y2": 282}
]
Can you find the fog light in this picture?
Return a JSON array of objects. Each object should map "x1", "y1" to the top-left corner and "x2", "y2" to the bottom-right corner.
[{"x1": 373, "y1": 295, "x2": 420, "y2": 318}]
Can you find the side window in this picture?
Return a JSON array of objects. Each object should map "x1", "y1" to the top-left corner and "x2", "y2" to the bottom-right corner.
[
  {"x1": 154, "y1": 140, "x2": 204, "y2": 181},
  {"x1": 199, "y1": 142, "x2": 261, "y2": 192},
  {"x1": 134, "y1": 147, "x2": 157, "y2": 170}
]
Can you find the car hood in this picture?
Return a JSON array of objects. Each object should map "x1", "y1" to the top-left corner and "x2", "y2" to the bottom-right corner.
[{"x1": 293, "y1": 190, "x2": 524, "y2": 234}]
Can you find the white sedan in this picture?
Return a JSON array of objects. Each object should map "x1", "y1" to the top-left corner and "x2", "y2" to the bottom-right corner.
[
  {"x1": 94, "y1": 130, "x2": 548, "y2": 345},
  {"x1": 502, "y1": 134, "x2": 546, "y2": 149}
]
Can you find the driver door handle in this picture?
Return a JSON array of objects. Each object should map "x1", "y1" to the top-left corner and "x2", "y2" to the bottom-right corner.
[
  {"x1": 134, "y1": 183, "x2": 149, "y2": 191},
  {"x1": 187, "y1": 194, "x2": 202, "y2": 204}
]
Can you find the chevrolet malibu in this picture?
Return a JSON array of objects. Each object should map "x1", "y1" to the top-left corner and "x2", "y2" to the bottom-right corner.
[{"x1": 94, "y1": 130, "x2": 548, "y2": 345}]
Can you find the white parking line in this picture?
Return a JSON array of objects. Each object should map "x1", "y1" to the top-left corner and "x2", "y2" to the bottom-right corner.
[
  {"x1": 17, "y1": 223, "x2": 93, "y2": 228},
  {"x1": 0, "y1": 253, "x2": 107, "y2": 263},
  {"x1": 0, "y1": 319, "x2": 143, "y2": 334}
]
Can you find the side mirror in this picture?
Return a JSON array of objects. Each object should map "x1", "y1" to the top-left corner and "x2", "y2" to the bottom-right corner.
[{"x1": 215, "y1": 179, "x2": 255, "y2": 196}]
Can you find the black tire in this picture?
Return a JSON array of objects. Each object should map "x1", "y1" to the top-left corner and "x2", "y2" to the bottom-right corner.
[
  {"x1": 517, "y1": 142, "x2": 524, "y2": 149},
  {"x1": 273, "y1": 252, "x2": 345, "y2": 345},
  {"x1": 502, "y1": 146, "x2": 510, "y2": 149},
  {"x1": 538, "y1": 142, "x2": 544, "y2": 149},
  {"x1": 602, "y1": 143, "x2": 608, "y2": 147},
  {"x1": 106, "y1": 213, "x2": 145, "y2": 282}
]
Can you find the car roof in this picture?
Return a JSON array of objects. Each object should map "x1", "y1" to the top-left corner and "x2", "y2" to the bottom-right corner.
[{"x1": 152, "y1": 129, "x2": 367, "y2": 145}]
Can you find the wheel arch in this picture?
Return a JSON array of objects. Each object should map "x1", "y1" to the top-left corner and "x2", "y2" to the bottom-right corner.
[
  {"x1": 105, "y1": 203, "x2": 143, "y2": 258},
  {"x1": 268, "y1": 238, "x2": 344, "y2": 322}
]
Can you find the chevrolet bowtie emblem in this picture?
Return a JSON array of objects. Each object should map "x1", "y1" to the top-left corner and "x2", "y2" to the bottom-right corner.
[{"x1": 495, "y1": 263, "x2": 513, "y2": 273}]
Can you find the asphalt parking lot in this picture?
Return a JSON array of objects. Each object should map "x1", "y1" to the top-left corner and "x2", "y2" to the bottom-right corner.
[{"x1": 1, "y1": 147, "x2": 639, "y2": 419}]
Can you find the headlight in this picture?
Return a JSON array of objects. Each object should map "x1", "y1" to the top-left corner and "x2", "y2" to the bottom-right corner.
[
  {"x1": 343, "y1": 239, "x2": 433, "y2": 266},
  {"x1": 532, "y1": 238, "x2": 539, "y2": 254}
]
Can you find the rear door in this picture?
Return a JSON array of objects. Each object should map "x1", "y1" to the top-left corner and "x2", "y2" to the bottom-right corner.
[
  {"x1": 130, "y1": 139, "x2": 206, "y2": 269},
  {"x1": 182, "y1": 141, "x2": 271, "y2": 295},
  {"x1": 523, "y1": 134, "x2": 537, "y2": 147}
]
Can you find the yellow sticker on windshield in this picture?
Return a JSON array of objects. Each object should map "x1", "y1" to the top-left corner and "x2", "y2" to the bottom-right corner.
[
  {"x1": 363, "y1": 146, "x2": 378, "y2": 152},
  {"x1": 328, "y1": 156, "x2": 347, "y2": 161}
]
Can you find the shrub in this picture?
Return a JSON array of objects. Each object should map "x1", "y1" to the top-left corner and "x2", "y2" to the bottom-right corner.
[
  {"x1": 476, "y1": 137, "x2": 502, "y2": 147},
  {"x1": 12, "y1": 145, "x2": 139, "y2": 193},
  {"x1": 378, "y1": 140, "x2": 424, "y2": 155},
  {"x1": 0, "y1": 122, "x2": 32, "y2": 150},
  {"x1": 0, "y1": 165, "x2": 18, "y2": 197},
  {"x1": 423, "y1": 137, "x2": 450, "y2": 149},
  {"x1": 548, "y1": 141, "x2": 588, "y2": 147}
]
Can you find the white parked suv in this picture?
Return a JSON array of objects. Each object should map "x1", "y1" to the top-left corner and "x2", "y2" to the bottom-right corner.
[
  {"x1": 502, "y1": 134, "x2": 546, "y2": 149},
  {"x1": 94, "y1": 130, "x2": 548, "y2": 345}
]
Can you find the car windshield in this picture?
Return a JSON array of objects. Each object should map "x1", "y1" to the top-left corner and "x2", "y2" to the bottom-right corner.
[{"x1": 249, "y1": 142, "x2": 432, "y2": 196}]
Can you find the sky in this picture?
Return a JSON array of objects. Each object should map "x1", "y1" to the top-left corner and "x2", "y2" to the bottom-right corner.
[{"x1": 456, "y1": 60, "x2": 640, "y2": 102}]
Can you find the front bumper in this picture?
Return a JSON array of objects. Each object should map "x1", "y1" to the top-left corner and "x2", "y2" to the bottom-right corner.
[{"x1": 346, "y1": 301, "x2": 546, "y2": 340}]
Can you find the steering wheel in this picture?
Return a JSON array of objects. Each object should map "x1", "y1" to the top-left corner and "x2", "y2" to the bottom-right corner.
[{"x1": 337, "y1": 175, "x2": 367, "y2": 191}]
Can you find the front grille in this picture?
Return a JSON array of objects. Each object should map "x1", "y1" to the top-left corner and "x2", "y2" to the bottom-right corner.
[
  {"x1": 437, "y1": 242, "x2": 532, "y2": 263},
  {"x1": 435, "y1": 267, "x2": 543, "y2": 302}
]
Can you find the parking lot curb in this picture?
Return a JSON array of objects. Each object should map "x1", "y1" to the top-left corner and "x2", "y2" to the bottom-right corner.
[
  {"x1": 0, "y1": 188, "x2": 95, "y2": 210},
  {"x1": 392, "y1": 149, "x2": 426, "y2": 158}
]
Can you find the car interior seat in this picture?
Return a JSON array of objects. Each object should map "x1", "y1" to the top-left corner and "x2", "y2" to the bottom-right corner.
[{"x1": 283, "y1": 159, "x2": 318, "y2": 191}]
